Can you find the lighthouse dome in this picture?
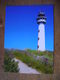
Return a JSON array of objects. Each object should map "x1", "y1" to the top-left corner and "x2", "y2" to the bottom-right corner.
[{"x1": 37, "y1": 12, "x2": 46, "y2": 24}]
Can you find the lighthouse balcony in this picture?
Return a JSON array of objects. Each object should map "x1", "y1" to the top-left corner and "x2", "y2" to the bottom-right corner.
[
  {"x1": 37, "y1": 17, "x2": 46, "y2": 20},
  {"x1": 37, "y1": 19, "x2": 46, "y2": 24}
]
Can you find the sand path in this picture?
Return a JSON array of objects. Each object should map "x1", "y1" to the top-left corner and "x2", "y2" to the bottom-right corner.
[{"x1": 14, "y1": 58, "x2": 41, "y2": 74}]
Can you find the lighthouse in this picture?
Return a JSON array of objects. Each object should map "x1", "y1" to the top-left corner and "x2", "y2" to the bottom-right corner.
[{"x1": 37, "y1": 12, "x2": 46, "y2": 51}]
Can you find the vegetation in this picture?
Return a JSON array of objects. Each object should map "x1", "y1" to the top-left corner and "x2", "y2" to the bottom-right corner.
[
  {"x1": 27, "y1": 49, "x2": 53, "y2": 62},
  {"x1": 4, "y1": 51, "x2": 19, "y2": 72},
  {"x1": 27, "y1": 49, "x2": 53, "y2": 59},
  {"x1": 13, "y1": 49, "x2": 53, "y2": 74},
  {"x1": 4, "y1": 48, "x2": 53, "y2": 73}
]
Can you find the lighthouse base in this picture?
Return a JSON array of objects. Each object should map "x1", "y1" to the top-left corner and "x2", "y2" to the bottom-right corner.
[{"x1": 38, "y1": 49, "x2": 45, "y2": 52}]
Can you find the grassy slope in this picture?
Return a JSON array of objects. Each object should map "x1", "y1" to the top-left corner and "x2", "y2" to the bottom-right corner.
[
  {"x1": 13, "y1": 49, "x2": 53, "y2": 74},
  {"x1": 27, "y1": 49, "x2": 53, "y2": 62}
]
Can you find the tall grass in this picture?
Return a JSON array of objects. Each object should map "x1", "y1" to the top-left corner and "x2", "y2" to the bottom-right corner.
[{"x1": 13, "y1": 50, "x2": 53, "y2": 74}]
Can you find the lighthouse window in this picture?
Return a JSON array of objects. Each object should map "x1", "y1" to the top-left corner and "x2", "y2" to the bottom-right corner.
[
  {"x1": 38, "y1": 30, "x2": 40, "y2": 32},
  {"x1": 38, "y1": 37, "x2": 39, "y2": 40},
  {"x1": 37, "y1": 45, "x2": 39, "y2": 48}
]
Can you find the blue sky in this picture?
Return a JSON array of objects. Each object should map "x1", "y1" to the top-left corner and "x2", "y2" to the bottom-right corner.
[{"x1": 4, "y1": 5, "x2": 54, "y2": 51}]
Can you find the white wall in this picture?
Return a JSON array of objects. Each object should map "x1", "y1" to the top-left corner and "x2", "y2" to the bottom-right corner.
[{"x1": 38, "y1": 23, "x2": 45, "y2": 51}]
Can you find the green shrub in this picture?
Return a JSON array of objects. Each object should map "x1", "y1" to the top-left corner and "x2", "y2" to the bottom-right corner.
[{"x1": 4, "y1": 53, "x2": 19, "y2": 72}]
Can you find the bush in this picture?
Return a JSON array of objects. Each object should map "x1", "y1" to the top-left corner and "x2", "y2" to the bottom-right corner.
[{"x1": 4, "y1": 53, "x2": 19, "y2": 72}]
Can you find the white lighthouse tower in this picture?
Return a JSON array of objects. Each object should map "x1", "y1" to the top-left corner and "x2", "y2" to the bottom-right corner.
[{"x1": 37, "y1": 12, "x2": 46, "y2": 51}]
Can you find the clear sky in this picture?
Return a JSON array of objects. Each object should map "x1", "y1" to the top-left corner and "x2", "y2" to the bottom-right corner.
[{"x1": 4, "y1": 5, "x2": 54, "y2": 51}]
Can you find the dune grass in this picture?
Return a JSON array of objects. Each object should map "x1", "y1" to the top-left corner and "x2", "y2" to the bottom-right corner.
[
  {"x1": 27, "y1": 49, "x2": 53, "y2": 58},
  {"x1": 13, "y1": 50, "x2": 53, "y2": 74}
]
